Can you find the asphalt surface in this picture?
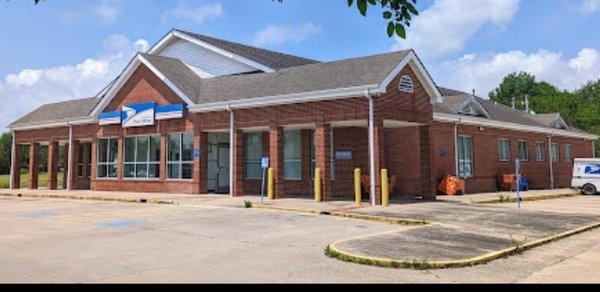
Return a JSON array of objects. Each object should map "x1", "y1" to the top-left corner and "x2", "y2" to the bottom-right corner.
[{"x1": 1, "y1": 196, "x2": 600, "y2": 283}]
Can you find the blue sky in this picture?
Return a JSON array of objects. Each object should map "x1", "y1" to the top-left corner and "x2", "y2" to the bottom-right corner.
[{"x1": 1, "y1": 0, "x2": 600, "y2": 130}]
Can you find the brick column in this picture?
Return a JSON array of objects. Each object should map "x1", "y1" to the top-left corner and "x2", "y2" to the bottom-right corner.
[
  {"x1": 232, "y1": 129, "x2": 244, "y2": 196},
  {"x1": 90, "y1": 139, "x2": 97, "y2": 182},
  {"x1": 315, "y1": 123, "x2": 332, "y2": 201},
  {"x1": 419, "y1": 125, "x2": 436, "y2": 200},
  {"x1": 193, "y1": 127, "x2": 209, "y2": 194},
  {"x1": 28, "y1": 143, "x2": 40, "y2": 189},
  {"x1": 372, "y1": 118, "x2": 385, "y2": 205},
  {"x1": 10, "y1": 144, "x2": 22, "y2": 189},
  {"x1": 62, "y1": 143, "x2": 68, "y2": 189},
  {"x1": 47, "y1": 141, "x2": 59, "y2": 190},
  {"x1": 269, "y1": 124, "x2": 284, "y2": 198}
]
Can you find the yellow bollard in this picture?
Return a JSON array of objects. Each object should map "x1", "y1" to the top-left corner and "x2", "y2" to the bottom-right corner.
[
  {"x1": 267, "y1": 167, "x2": 274, "y2": 200},
  {"x1": 354, "y1": 168, "x2": 362, "y2": 205},
  {"x1": 381, "y1": 169, "x2": 389, "y2": 207},
  {"x1": 314, "y1": 168, "x2": 322, "y2": 202}
]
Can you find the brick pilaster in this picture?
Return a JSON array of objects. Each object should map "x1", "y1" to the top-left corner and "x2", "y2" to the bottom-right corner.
[
  {"x1": 269, "y1": 124, "x2": 284, "y2": 198},
  {"x1": 62, "y1": 143, "x2": 68, "y2": 189},
  {"x1": 28, "y1": 143, "x2": 39, "y2": 189},
  {"x1": 373, "y1": 118, "x2": 385, "y2": 205},
  {"x1": 419, "y1": 125, "x2": 436, "y2": 200},
  {"x1": 47, "y1": 141, "x2": 59, "y2": 190},
  {"x1": 315, "y1": 123, "x2": 332, "y2": 201},
  {"x1": 193, "y1": 131, "x2": 208, "y2": 194},
  {"x1": 232, "y1": 129, "x2": 244, "y2": 196}
]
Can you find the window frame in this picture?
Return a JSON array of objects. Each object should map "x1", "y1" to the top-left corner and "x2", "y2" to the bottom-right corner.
[
  {"x1": 551, "y1": 143, "x2": 560, "y2": 163},
  {"x1": 535, "y1": 141, "x2": 546, "y2": 162},
  {"x1": 457, "y1": 135, "x2": 474, "y2": 178},
  {"x1": 96, "y1": 137, "x2": 118, "y2": 179},
  {"x1": 167, "y1": 132, "x2": 194, "y2": 180},
  {"x1": 283, "y1": 130, "x2": 302, "y2": 181},
  {"x1": 311, "y1": 129, "x2": 335, "y2": 181},
  {"x1": 123, "y1": 134, "x2": 161, "y2": 180},
  {"x1": 498, "y1": 138, "x2": 510, "y2": 162},
  {"x1": 518, "y1": 140, "x2": 529, "y2": 161},
  {"x1": 244, "y1": 132, "x2": 263, "y2": 180},
  {"x1": 565, "y1": 144, "x2": 574, "y2": 163}
]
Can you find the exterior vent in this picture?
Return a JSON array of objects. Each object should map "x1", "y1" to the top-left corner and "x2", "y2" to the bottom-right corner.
[{"x1": 398, "y1": 75, "x2": 414, "y2": 93}]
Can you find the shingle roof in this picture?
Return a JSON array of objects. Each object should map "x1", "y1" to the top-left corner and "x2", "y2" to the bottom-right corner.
[
  {"x1": 194, "y1": 50, "x2": 411, "y2": 103},
  {"x1": 176, "y1": 29, "x2": 319, "y2": 70},
  {"x1": 141, "y1": 53, "x2": 203, "y2": 101},
  {"x1": 9, "y1": 97, "x2": 99, "y2": 127}
]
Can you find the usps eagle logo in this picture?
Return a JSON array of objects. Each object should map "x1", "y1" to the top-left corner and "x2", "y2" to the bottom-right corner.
[{"x1": 585, "y1": 165, "x2": 600, "y2": 175}]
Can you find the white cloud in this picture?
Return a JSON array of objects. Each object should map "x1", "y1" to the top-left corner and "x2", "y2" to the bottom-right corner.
[
  {"x1": 393, "y1": 0, "x2": 520, "y2": 60},
  {"x1": 581, "y1": 0, "x2": 600, "y2": 14},
  {"x1": 93, "y1": 4, "x2": 120, "y2": 24},
  {"x1": 164, "y1": 1, "x2": 223, "y2": 24},
  {"x1": 430, "y1": 48, "x2": 600, "y2": 97},
  {"x1": 252, "y1": 22, "x2": 321, "y2": 47},
  {"x1": 0, "y1": 34, "x2": 147, "y2": 130}
]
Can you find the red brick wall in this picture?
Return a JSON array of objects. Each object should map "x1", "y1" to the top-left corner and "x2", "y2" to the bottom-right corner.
[{"x1": 431, "y1": 121, "x2": 595, "y2": 193}]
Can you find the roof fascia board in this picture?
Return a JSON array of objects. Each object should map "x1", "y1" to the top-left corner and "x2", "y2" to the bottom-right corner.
[
  {"x1": 89, "y1": 54, "x2": 196, "y2": 119},
  {"x1": 152, "y1": 31, "x2": 276, "y2": 74},
  {"x1": 189, "y1": 85, "x2": 380, "y2": 113},
  {"x1": 10, "y1": 118, "x2": 95, "y2": 131},
  {"x1": 378, "y1": 51, "x2": 443, "y2": 104},
  {"x1": 460, "y1": 96, "x2": 491, "y2": 119},
  {"x1": 434, "y1": 113, "x2": 599, "y2": 140}
]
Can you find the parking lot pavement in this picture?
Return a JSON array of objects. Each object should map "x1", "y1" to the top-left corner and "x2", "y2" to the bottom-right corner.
[{"x1": 1, "y1": 196, "x2": 600, "y2": 283}]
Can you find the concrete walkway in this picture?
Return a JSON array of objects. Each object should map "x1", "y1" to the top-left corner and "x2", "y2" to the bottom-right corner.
[{"x1": 438, "y1": 188, "x2": 580, "y2": 204}]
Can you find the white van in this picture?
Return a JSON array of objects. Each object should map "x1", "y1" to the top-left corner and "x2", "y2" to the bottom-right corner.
[{"x1": 572, "y1": 158, "x2": 600, "y2": 195}]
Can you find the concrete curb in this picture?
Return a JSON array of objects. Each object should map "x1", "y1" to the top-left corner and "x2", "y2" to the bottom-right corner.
[
  {"x1": 0, "y1": 192, "x2": 176, "y2": 205},
  {"x1": 326, "y1": 220, "x2": 600, "y2": 270},
  {"x1": 254, "y1": 204, "x2": 429, "y2": 225},
  {"x1": 474, "y1": 192, "x2": 580, "y2": 204}
]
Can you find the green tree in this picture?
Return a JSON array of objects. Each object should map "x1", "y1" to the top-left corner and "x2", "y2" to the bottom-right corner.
[
  {"x1": 489, "y1": 72, "x2": 537, "y2": 110},
  {"x1": 0, "y1": 132, "x2": 12, "y2": 175}
]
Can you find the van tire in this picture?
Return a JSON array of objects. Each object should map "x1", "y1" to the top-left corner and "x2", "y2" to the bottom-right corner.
[{"x1": 581, "y1": 184, "x2": 597, "y2": 196}]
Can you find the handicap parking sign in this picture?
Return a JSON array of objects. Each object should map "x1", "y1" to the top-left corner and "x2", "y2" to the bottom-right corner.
[{"x1": 261, "y1": 157, "x2": 269, "y2": 169}]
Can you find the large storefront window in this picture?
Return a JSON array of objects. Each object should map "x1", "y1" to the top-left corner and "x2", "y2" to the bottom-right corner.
[
  {"x1": 245, "y1": 133, "x2": 262, "y2": 179},
  {"x1": 124, "y1": 135, "x2": 160, "y2": 179},
  {"x1": 284, "y1": 130, "x2": 302, "y2": 180},
  {"x1": 168, "y1": 133, "x2": 194, "y2": 179},
  {"x1": 458, "y1": 136, "x2": 473, "y2": 178},
  {"x1": 97, "y1": 138, "x2": 118, "y2": 178}
]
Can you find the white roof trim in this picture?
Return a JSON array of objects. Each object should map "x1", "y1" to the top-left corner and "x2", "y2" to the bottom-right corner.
[
  {"x1": 188, "y1": 85, "x2": 380, "y2": 113},
  {"x1": 149, "y1": 30, "x2": 275, "y2": 73},
  {"x1": 550, "y1": 116, "x2": 569, "y2": 130},
  {"x1": 434, "y1": 112, "x2": 599, "y2": 140},
  {"x1": 378, "y1": 51, "x2": 443, "y2": 104},
  {"x1": 10, "y1": 118, "x2": 95, "y2": 131},
  {"x1": 459, "y1": 96, "x2": 491, "y2": 119},
  {"x1": 89, "y1": 54, "x2": 196, "y2": 118}
]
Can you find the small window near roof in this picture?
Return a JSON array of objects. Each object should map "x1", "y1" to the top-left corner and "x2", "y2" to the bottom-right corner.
[{"x1": 398, "y1": 75, "x2": 414, "y2": 93}]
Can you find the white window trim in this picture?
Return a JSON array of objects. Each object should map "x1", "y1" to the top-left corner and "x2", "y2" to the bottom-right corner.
[
  {"x1": 535, "y1": 141, "x2": 546, "y2": 162},
  {"x1": 498, "y1": 138, "x2": 510, "y2": 162},
  {"x1": 551, "y1": 143, "x2": 560, "y2": 163},
  {"x1": 96, "y1": 137, "x2": 119, "y2": 179},
  {"x1": 244, "y1": 132, "x2": 263, "y2": 180},
  {"x1": 565, "y1": 144, "x2": 574, "y2": 163},
  {"x1": 458, "y1": 135, "x2": 474, "y2": 178},
  {"x1": 167, "y1": 132, "x2": 194, "y2": 180},
  {"x1": 518, "y1": 140, "x2": 529, "y2": 162},
  {"x1": 123, "y1": 135, "x2": 160, "y2": 180}
]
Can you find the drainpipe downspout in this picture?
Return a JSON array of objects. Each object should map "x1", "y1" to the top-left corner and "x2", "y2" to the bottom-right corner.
[
  {"x1": 67, "y1": 124, "x2": 74, "y2": 191},
  {"x1": 9, "y1": 129, "x2": 15, "y2": 190},
  {"x1": 454, "y1": 119, "x2": 461, "y2": 177},
  {"x1": 548, "y1": 135, "x2": 554, "y2": 189},
  {"x1": 366, "y1": 90, "x2": 376, "y2": 206},
  {"x1": 227, "y1": 104, "x2": 234, "y2": 197}
]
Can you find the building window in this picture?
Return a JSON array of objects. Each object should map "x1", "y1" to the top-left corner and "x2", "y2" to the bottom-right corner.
[
  {"x1": 498, "y1": 139, "x2": 510, "y2": 161},
  {"x1": 124, "y1": 135, "x2": 160, "y2": 179},
  {"x1": 535, "y1": 142, "x2": 545, "y2": 162},
  {"x1": 551, "y1": 143, "x2": 560, "y2": 163},
  {"x1": 245, "y1": 133, "x2": 263, "y2": 179},
  {"x1": 397, "y1": 75, "x2": 414, "y2": 93},
  {"x1": 77, "y1": 143, "x2": 85, "y2": 178},
  {"x1": 284, "y1": 130, "x2": 302, "y2": 180},
  {"x1": 168, "y1": 133, "x2": 194, "y2": 179},
  {"x1": 518, "y1": 141, "x2": 529, "y2": 161},
  {"x1": 565, "y1": 144, "x2": 574, "y2": 163},
  {"x1": 311, "y1": 129, "x2": 335, "y2": 180},
  {"x1": 97, "y1": 138, "x2": 118, "y2": 178},
  {"x1": 458, "y1": 136, "x2": 473, "y2": 178}
]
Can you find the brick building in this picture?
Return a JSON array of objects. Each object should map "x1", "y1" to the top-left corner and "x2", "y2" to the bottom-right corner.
[{"x1": 8, "y1": 29, "x2": 598, "y2": 204}]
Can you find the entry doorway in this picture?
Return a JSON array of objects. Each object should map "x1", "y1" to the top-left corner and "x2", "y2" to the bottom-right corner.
[
  {"x1": 207, "y1": 133, "x2": 230, "y2": 194},
  {"x1": 76, "y1": 142, "x2": 92, "y2": 190}
]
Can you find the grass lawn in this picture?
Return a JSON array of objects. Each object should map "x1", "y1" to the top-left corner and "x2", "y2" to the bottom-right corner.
[{"x1": 0, "y1": 171, "x2": 64, "y2": 189}]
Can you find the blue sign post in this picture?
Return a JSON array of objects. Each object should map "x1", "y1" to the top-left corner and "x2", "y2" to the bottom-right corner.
[{"x1": 260, "y1": 157, "x2": 269, "y2": 203}]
